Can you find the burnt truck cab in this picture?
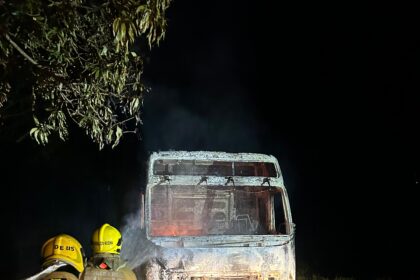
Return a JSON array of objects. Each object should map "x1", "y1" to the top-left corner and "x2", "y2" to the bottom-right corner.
[{"x1": 143, "y1": 151, "x2": 295, "y2": 280}]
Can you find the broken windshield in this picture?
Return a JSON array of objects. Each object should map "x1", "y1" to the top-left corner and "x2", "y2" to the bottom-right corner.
[{"x1": 149, "y1": 185, "x2": 287, "y2": 237}]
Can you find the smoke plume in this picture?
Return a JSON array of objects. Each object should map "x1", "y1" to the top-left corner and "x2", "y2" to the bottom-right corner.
[{"x1": 120, "y1": 208, "x2": 160, "y2": 278}]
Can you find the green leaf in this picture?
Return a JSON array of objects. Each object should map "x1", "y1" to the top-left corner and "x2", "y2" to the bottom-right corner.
[
  {"x1": 33, "y1": 116, "x2": 40, "y2": 126},
  {"x1": 112, "y1": 126, "x2": 123, "y2": 149},
  {"x1": 100, "y1": 46, "x2": 108, "y2": 56},
  {"x1": 30, "y1": 127, "x2": 38, "y2": 137}
]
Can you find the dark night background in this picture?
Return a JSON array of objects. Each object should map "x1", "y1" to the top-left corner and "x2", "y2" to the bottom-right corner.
[{"x1": 1, "y1": 2, "x2": 419, "y2": 279}]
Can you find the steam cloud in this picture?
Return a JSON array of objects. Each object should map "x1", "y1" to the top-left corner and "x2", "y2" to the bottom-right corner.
[{"x1": 120, "y1": 208, "x2": 160, "y2": 279}]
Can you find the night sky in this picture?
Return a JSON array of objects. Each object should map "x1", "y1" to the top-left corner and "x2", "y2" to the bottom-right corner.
[{"x1": 2, "y1": 2, "x2": 419, "y2": 279}]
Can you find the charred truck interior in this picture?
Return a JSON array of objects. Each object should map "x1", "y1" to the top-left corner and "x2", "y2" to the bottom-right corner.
[{"x1": 141, "y1": 151, "x2": 295, "y2": 280}]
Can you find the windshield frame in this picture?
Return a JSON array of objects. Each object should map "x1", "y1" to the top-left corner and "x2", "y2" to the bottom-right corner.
[{"x1": 146, "y1": 182, "x2": 293, "y2": 238}]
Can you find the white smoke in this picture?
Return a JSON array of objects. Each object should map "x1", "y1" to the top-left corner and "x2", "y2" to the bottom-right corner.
[{"x1": 120, "y1": 208, "x2": 161, "y2": 279}]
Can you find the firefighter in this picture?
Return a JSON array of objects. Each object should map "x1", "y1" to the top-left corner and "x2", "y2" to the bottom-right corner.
[
  {"x1": 36, "y1": 233, "x2": 86, "y2": 280},
  {"x1": 81, "y1": 223, "x2": 137, "y2": 280}
]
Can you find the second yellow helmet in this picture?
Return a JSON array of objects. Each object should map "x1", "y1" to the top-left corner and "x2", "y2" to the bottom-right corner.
[{"x1": 91, "y1": 223, "x2": 122, "y2": 254}]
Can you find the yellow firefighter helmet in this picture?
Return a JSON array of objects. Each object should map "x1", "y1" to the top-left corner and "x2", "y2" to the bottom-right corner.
[
  {"x1": 41, "y1": 233, "x2": 86, "y2": 273},
  {"x1": 91, "y1": 223, "x2": 122, "y2": 255}
]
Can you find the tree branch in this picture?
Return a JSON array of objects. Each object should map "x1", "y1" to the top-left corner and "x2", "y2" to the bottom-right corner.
[
  {"x1": 112, "y1": 116, "x2": 135, "y2": 128},
  {"x1": 4, "y1": 33, "x2": 41, "y2": 67}
]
